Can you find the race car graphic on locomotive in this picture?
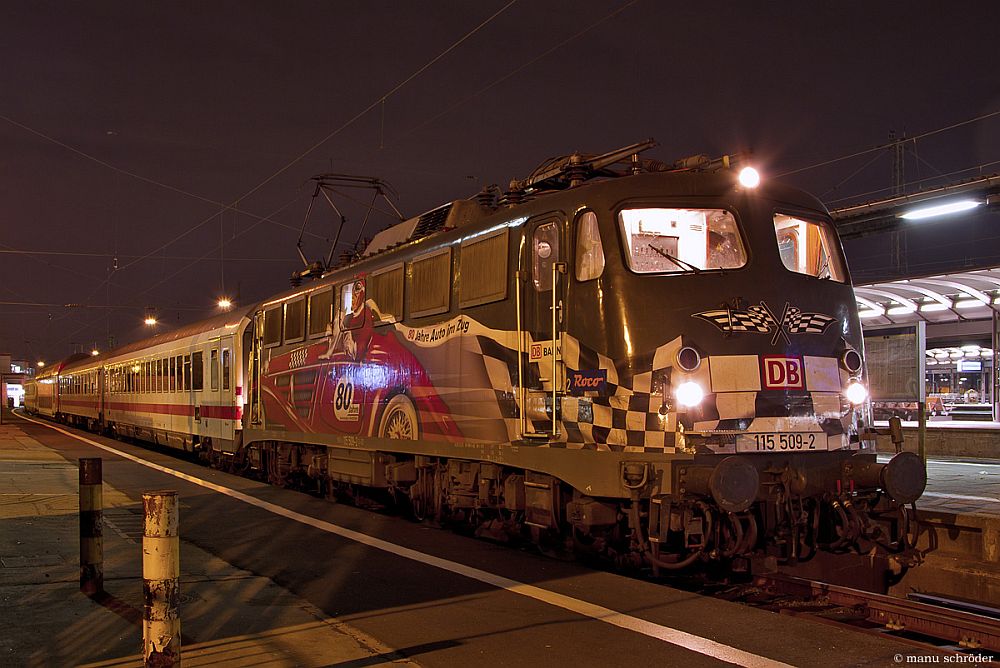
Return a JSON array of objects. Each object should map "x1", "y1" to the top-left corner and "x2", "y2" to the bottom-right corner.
[{"x1": 240, "y1": 140, "x2": 926, "y2": 570}]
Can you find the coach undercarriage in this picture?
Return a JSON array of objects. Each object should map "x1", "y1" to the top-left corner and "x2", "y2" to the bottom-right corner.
[{"x1": 231, "y1": 439, "x2": 922, "y2": 576}]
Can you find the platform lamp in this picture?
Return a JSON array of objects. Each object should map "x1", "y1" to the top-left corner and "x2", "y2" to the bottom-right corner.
[
  {"x1": 899, "y1": 198, "x2": 983, "y2": 221},
  {"x1": 143, "y1": 307, "x2": 158, "y2": 327}
]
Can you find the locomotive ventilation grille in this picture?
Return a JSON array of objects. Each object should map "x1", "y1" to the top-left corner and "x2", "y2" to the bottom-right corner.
[{"x1": 412, "y1": 203, "x2": 453, "y2": 240}]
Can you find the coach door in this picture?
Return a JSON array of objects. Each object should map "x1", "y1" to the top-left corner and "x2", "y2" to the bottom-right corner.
[
  {"x1": 249, "y1": 311, "x2": 265, "y2": 426},
  {"x1": 518, "y1": 215, "x2": 566, "y2": 439},
  {"x1": 208, "y1": 335, "x2": 234, "y2": 437}
]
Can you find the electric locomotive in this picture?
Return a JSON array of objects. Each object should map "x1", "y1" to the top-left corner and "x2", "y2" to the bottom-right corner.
[
  {"x1": 26, "y1": 140, "x2": 927, "y2": 573},
  {"x1": 240, "y1": 140, "x2": 926, "y2": 569}
]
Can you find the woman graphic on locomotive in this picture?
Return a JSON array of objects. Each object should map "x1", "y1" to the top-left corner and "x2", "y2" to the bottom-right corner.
[{"x1": 318, "y1": 278, "x2": 370, "y2": 361}]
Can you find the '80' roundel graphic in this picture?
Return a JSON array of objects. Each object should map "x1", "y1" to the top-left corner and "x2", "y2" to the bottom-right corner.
[{"x1": 762, "y1": 355, "x2": 804, "y2": 390}]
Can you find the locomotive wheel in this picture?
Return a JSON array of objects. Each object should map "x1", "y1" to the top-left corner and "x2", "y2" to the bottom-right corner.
[{"x1": 379, "y1": 395, "x2": 418, "y2": 440}]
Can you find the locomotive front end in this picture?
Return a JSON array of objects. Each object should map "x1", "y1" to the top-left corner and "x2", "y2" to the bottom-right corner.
[{"x1": 563, "y1": 165, "x2": 926, "y2": 571}]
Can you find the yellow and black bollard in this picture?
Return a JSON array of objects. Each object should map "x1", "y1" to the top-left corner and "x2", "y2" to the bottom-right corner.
[
  {"x1": 142, "y1": 491, "x2": 180, "y2": 666},
  {"x1": 79, "y1": 457, "x2": 103, "y2": 596}
]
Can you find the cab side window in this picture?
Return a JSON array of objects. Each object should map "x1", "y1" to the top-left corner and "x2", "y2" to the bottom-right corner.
[{"x1": 575, "y1": 211, "x2": 605, "y2": 281}]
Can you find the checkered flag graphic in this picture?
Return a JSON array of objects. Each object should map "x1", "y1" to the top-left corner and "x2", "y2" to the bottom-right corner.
[
  {"x1": 694, "y1": 305, "x2": 775, "y2": 333},
  {"x1": 783, "y1": 307, "x2": 835, "y2": 334}
]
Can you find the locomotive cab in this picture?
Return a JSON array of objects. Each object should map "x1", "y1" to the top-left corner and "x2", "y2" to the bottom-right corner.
[{"x1": 514, "y1": 161, "x2": 924, "y2": 568}]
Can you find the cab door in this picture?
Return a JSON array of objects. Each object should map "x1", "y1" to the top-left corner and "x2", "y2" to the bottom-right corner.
[{"x1": 518, "y1": 215, "x2": 567, "y2": 438}]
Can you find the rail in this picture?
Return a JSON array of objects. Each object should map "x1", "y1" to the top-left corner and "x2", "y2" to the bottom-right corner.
[{"x1": 753, "y1": 573, "x2": 1000, "y2": 653}]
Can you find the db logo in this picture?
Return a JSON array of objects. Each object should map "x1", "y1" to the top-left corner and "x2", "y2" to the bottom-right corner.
[
  {"x1": 530, "y1": 343, "x2": 543, "y2": 361},
  {"x1": 762, "y1": 356, "x2": 804, "y2": 389}
]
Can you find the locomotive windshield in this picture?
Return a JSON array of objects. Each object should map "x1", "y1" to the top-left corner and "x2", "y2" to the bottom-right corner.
[
  {"x1": 618, "y1": 208, "x2": 747, "y2": 273},
  {"x1": 773, "y1": 213, "x2": 847, "y2": 282}
]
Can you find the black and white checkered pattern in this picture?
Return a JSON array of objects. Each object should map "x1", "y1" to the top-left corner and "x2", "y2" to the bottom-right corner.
[
  {"x1": 465, "y1": 331, "x2": 682, "y2": 453},
  {"x1": 694, "y1": 305, "x2": 775, "y2": 333},
  {"x1": 783, "y1": 308, "x2": 836, "y2": 334},
  {"x1": 453, "y1": 320, "x2": 855, "y2": 455}
]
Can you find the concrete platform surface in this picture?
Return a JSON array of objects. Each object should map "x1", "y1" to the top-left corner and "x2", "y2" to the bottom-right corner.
[
  {"x1": 0, "y1": 420, "x2": 414, "y2": 667},
  {"x1": 877, "y1": 454, "x2": 1000, "y2": 516}
]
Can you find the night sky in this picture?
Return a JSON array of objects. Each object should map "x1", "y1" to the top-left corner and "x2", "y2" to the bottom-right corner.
[{"x1": 3, "y1": 2, "x2": 998, "y2": 365}]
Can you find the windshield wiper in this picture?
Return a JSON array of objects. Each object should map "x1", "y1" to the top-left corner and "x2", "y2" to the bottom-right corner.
[
  {"x1": 648, "y1": 244, "x2": 702, "y2": 274},
  {"x1": 816, "y1": 254, "x2": 831, "y2": 280}
]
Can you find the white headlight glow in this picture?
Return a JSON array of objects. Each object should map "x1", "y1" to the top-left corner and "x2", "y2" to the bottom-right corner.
[
  {"x1": 738, "y1": 166, "x2": 761, "y2": 188},
  {"x1": 845, "y1": 382, "x2": 868, "y2": 405},
  {"x1": 676, "y1": 381, "x2": 705, "y2": 408}
]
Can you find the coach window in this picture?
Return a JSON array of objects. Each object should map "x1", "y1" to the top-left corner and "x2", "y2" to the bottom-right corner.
[
  {"x1": 460, "y1": 232, "x2": 507, "y2": 308},
  {"x1": 532, "y1": 222, "x2": 560, "y2": 291},
  {"x1": 263, "y1": 307, "x2": 282, "y2": 347},
  {"x1": 192, "y1": 351, "x2": 204, "y2": 391},
  {"x1": 408, "y1": 249, "x2": 451, "y2": 318},
  {"x1": 169, "y1": 357, "x2": 176, "y2": 392},
  {"x1": 575, "y1": 211, "x2": 605, "y2": 281},
  {"x1": 222, "y1": 349, "x2": 231, "y2": 391},
  {"x1": 183, "y1": 355, "x2": 192, "y2": 391},
  {"x1": 284, "y1": 299, "x2": 306, "y2": 344},
  {"x1": 154, "y1": 359, "x2": 161, "y2": 393},
  {"x1": 210, "y1": 349, "x2": 219, "y2": 391},
  {"x1": 308, "y1": 288, "x2": 333, "y2": 338},
  {"x1": 773, "y1": 214, "x2": 846, "y2": 282}
]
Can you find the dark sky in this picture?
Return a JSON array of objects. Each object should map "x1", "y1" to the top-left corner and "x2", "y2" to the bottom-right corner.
[{"x1": 3, "y1": 1, "x2": 998, "y2": 364}]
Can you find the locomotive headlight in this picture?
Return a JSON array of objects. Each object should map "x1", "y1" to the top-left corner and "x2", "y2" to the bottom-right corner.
[
  {"x1": 845, "y1": 381, "x2": 868, "y2": 405},
  {"x1": 738, "y1": 166, "x2": 761, "y2": 188},
  {"x1": 675, "y1": 381, "x2": 704, "y2": 408}
]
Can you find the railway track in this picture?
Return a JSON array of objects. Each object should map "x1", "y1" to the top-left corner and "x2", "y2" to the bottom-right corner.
[{"x1": 734, "y1": 573, "x2": 1000, "y2": 655}]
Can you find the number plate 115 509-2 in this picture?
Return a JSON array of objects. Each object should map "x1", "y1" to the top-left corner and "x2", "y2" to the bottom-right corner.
[{"x1": 736, "y1": 432, "x2": 826, "y2": 452}]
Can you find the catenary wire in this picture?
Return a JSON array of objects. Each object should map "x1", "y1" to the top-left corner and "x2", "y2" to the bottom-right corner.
[{"x1": 779, "y1": 109, "x2": 1000, "y2": 178}]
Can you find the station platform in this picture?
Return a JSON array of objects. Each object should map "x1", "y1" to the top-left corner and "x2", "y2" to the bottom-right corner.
[
  {"x1": 875, "y1": 419, "x2": 1000, "y2": 460},
  {"x1": 0, "y1": 412, "x2": 410, "y2": 667},
  {"x1": 0, "y1": 409, "x2": 982, "y2": 666}
]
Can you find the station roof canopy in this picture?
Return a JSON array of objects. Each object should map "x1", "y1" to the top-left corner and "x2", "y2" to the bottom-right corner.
[
  {"x1": 854, "y1": 266, "x2": 1000, "y2": 326},
  {"x1": 831, "y1": 173, "x2": 1000, "y2": 240}
]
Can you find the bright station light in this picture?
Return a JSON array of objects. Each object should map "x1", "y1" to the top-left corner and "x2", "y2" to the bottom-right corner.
[
  {"x1": 675, "y1": 381, "x2": 705, "y2": 408},
  {"x1": 144, "y1": 317, "x2": 157, "y2": 326},
  {"x1": 91, "y1": 349, "x2": 100, "y2": 356},
  {"x1": 899, "y1": 199, "x2": 982, "y2": 220},
  {"x1": 37, "y1": 361, "x2": 45, "y2": 368},
  {"x1": 217, "y1": 298, "x2": 232, "y2": 310},
  {"x1": 738, "y1": 166, "x2": 761, "y2": 188}
]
